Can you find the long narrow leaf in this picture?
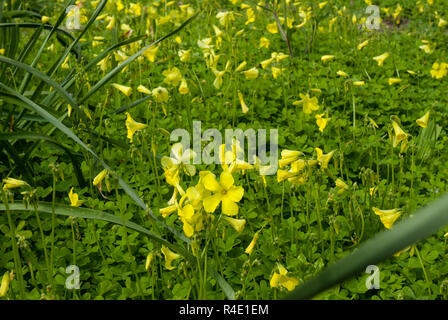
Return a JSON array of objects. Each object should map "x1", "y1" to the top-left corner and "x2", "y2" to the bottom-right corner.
[{"x1": 284, "y1": 193, "x2": 448, "y2": 299}]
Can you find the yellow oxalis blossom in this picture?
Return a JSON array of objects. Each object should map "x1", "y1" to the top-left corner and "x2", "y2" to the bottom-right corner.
[
  {"x1": 163, "y1": 67, "x2": 182, "y2": 87},
  {"x1": 357, "y1": 40, "x2": 369, "y2": 51},
  {"x1": 337, "y1": 70, "x2": 349, "y2": 77},
  {"x1": 271, "y1": 67, "x2": 283, "y2": 79},
  {"x1": 202, "y1": 171, "x2": 244, "y2": 216},
  {"x1": 352, "y1": 80, "x2": 365, "y2": 86},
  {"x1": 93, "y1": 169, "x2": 108, "y2": 187},
  {"x1": 125, "y1": 112, "x2": 147, "y2": 143},
  {"x1": 321, "y1": 55, "x2": 335, "y2": 63},
  {"x1": 388, "y1": 78, "x2": 402, "y2": 86},
  {"x1": 267, "y1": 22, "x2": 278, "y2": 34},
  {"x1": 315, "y1": 113, "x2": 330, "y2": 132},
  {"x1": 245, "y1": 231, "x2": 259, "y2": 255},
  {"x1": 161, "y1": 245, "x2": 181, "y2": 270},
  {"x1": 224, "y1": 216, "x2": 246, "y2": 233},
  {"x1": 137, "y1": 85, "x2": 151, "y2": 95},
  {"x1": 0, "y1": 272, "x2": 10, "y2": 297},
  {"x1": 145, "y1": 252, "x2": 155, "y2": 271},
  {"x1": 112, "y1": 83, "x2": 132, "y2": 97},
  {"x1": 69, "y1": 187, "x2": 84, "y2": 207},
  {"x1": 238, "y1": 91, "x2": 249, "y2": 114},
  {"x1": 373, "y1": 52, "x2": 390, "y2": 66},
  {"x1": 315, "y1": 147, "x2": 335, "y2": 169},
  {"x1": 235, "y1": 61, "x2": 247, "y2": 73},
  {"x1": 259, "y1": 37, "x2": 270, "y2": 49},
  {"x1": 216, "y1": 11, "x2": 235, "y2": 28},
  {"x1": 3, "y1": 177, "x2": 29, "y2": 190},
  {"x1": 178, "y1": 49, "x2": 191, "y2": 63},
  {"x1": 143, "y1": 45, "x2": 159, "y2": 62},
  {"x1": 372, "y1": 207, "x2": 402, "y2": 229},
  {"x1": 279, "y1": 149, "x2": 304, "y2": 168},
  {"x1": 179, "y1": 78, "x2": 189, "y2": 95},
  {"x1": 391, "y1": 120, "x2": 409, "y2": 148},
  {"x1": 161, "y1": 142, "x2": 196, "y2": 177},
  {"x1": 430, "y1": 62, "x2": 448, "y2": 79},
  {"x1": 270, "y1": 264, "x2": 299, "y2": 291},
  {"x1": 242, "y1": 67, "x2": 259, "y2": 80},
  {"x1": 416, "y1": 111, "x2": 430, "y2": 128},
  {"x1": 293, "y1": 93, "x2": 319, "y2": 114},
  {"x1": 152, "y1": 87, "x2": 169, "y2": 103},
  {"x1": 335, "y1": 178, "x2": 349, "y2": 194}
]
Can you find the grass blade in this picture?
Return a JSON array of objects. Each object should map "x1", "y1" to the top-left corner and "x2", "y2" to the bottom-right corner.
[{"x1": 284, "y1": 193, "x2": 448, "y2": 299}]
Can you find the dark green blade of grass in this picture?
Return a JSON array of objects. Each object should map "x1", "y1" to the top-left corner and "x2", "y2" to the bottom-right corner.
[
  {"x1": 0, "y1": 202, "x2": 192, "y2": 259},
  {"x1": 284, "y1": 193, "x2": 448, "y2": 300},
  {"x1": 0, "y1": 131, "x2": 86, "y2": 186}
]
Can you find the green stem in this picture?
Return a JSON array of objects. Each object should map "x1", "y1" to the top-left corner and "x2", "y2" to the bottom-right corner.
[{"x1": 2, "y1": 190, "x2": 26, "y2": 298}]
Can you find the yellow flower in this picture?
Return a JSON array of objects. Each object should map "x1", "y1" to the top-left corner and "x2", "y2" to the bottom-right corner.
[
  {"x1": 245, "y1": 231, "x2": 259, "y2": 255},
  {"x1": 161, "y1": 245, "x2": 181, "y2": 270},
  {"x1": 238, "y1": 91, "x2": 249, "y2": 114},
  {"x1": 216, "y1": 11, "x2": 235, "y2": 28},
  {"x1": 439, "y1": 18, "x2": 447, "y2": 28},
  {"x1": 159, "y1": 205, "x2": 177, "y2": 218},
  {"x1": 137, "y1": 85, "x2": 151, "y2": 95},
  {"x1": 143, "y1": 45, "x2": 159, "y2": 62},
  {"x1": 271, "y1": 67, "x2": 283, "y2": 79},
  {"x1": 152, "y1": 86, "x2": 169, "y2": 103},
  {"x1": 0, "y1": 48, "x2": 5, "y2": 55},
  {"x1": 315, "y1": 113, "x2": 330, "y2": 132},
  {"x1": 259, "y1": 37, "x2": 270, "y2": 49},
  {"x1": 112, "y1": 83, "x2": 132, "y2": 97},
  {"x1": 161, "y1": 142, "x2": 196, "y2": 176},
  {"x1": 318, "y1": 1, "x2": 328, "y2": 9},
  {"x1": 178, "y1": 203, "x2": 196, "y2": 237},
  {"x1": 315, "y1": 147, "x2": 335, "y2": 169},
  {"x1": 0, "y1": 272, "x2": 10, "y2": 297},
  {"x1": 178, "y1": 49, "x2": 191, "y2": 63},
  {"x1": 352, "y1": 80, "x2": 365, "y2": 86},
  {"x1": 93, "y1": 169, "x2": 108, "y2": 187},
  {"x1": 68, "y1": 188, "x2": 84, "y2": 207},
  {"x1": 430, "y1": 62, "x2": 448, "y2": 79},
  {"x1": 179, "y1": 78, "x2": 189, "y2": 95},
  {"x1": 202, "y1": 171, "x2": 244, "y2": 216},
  {"x1": 235, "y1": 61, "x2": 247, "y2": 73},
  {"x1": 145, "y1": 252, "x2": 155, "y2": 271},
  {"x1": 357, "y1": 40, "x2": 369, "y2": 51},
  {"x1": 388, "y1": 78, "x2": 402, "y2": 85},
  {"x1": 337, "y1": 70, "x2": 349, "y2": 77},
  {"x1": 224, "y1": 217, "x2": 246, "y2": 233},
  {"x1": 373, "y1": 52, "x2": 390, "y2": 66},
  {"x1": 335, "y1": 178, "x2": 349, "y2": 194},
  {"x1": 242, "y1": 67, "x2": 259, "y2": 80},
  {"x1": 416, "y1": 111, "x2": 430, "y2": 128},
  {"x1": 106, "y1": 16, "x2": 115, "y2": 30},
  {"x1": 128, "y1": 2, "x2": 142, "y2": 17},
  {"x1": 267, "y1": 22, "x2": 278, "y2": 34},
  {"x1": 419, "y1": 43, "x2": 433, "y2": 54},
  {"x1": 245, "y1": 7, "x2": 255, "y2": 25},
  {"x1": 2, "y1": 177, "x2": 29, "y2": 190},
  {"x1": 270, "y1": 264, "x2": 299, "y2": 291},
  {"x1": 321, "y1": 55, "x2": 335, "y2": 62},
  {"x1": 163, "y1": 67, "x2": 182, "y2": 87},
  {"x1": 125, "y1": 112, "x2": 147, "y2": 143},
  {"x1": 372, "y1": 207, "x2": 402, "y2": 229},
  {"x1": 261, "y1": 58, "x2": 274, "y2": 69},
  {"x1": 279, "y1": 149, "x2": 304, "y2": 168},
  {"x1": 391, "y1": 120, "x2": 409, "y2": 148},
  {"x1": 293, "y1": 93, "x2": 319, "y2": 114},
  {"x1": 41, "y1": 16, "x2": 50, "y2": 23}
]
